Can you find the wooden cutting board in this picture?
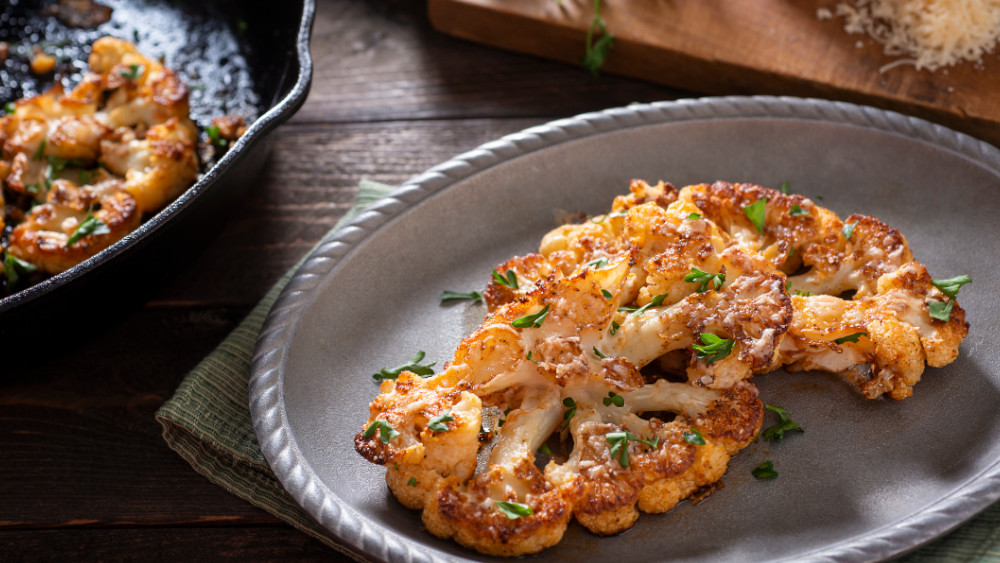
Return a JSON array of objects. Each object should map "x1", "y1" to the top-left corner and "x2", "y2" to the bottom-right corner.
[{"x1": 429, "y1": 0, "x2": 1000, "y2": 147}]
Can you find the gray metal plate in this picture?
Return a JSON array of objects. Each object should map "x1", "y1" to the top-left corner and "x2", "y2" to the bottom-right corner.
[{"x1": 250, "y1": 96, "x2": 1000, "y2": 562}]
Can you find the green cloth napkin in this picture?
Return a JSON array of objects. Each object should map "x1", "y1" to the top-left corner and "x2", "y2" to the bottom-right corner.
[{"x1": 157, "y1": 179, "x2": 998, "y2": 562}]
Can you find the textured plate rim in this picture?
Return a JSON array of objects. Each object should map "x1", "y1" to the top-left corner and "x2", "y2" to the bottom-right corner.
[{"x1": 249, "y1": 95, "x2": 1000, "y2": 563}]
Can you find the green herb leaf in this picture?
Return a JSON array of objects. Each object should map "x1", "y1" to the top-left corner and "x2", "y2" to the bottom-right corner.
[
  {"x1": 682, "y1": 428, "x2": 706, "y2": 445},
  {"x1": 4, "y1": 254, "x2": 38, "y2": 286},
  {"x1": 592, "y1": 346, "x2": 606, "y2": 359},
  {"x1": 602, "y1": 391, "x2": 623, "y2": 407},
  {"x1": 32, "y1": 139, "x2": 47, "y2": 161},
  {"x1": 601, "y1": 288, "x2": 613, "y2": 299},
  {"x1": 606, "y1": 431, "x2": 632, "y2": 467},
  {"x1": 65, "y1": 209, "x2": 110, "y2": 246},
  {"x1": 439, "y1": 290, "x2": 482, "y2": 303},
  {"x1": 752, "y1": 460, "x2": 778, "y2": 479},
  {"x1": 3, "y1": 102, "x2": 15, "y2": 115},
  {"x1": 492, "y1": 268, "x2": 519, "y2": 289},
  {"x1": 407, "y1": 477, "x2": 417, "y2": 487},
  {"x1": 743, "y1": 198, "x2": 767, "y2": 234},
  {"x1": 609, "y1": 320, "x2": 620, "y2": 336},
  {"x1": 931, "y1": 275, "x2": 971, "y2": 299},
  {"x1": 586, "y1": 257, "x2": 609, "y2": 269},
  {"x1": 427, "y1": 409, "x2": 455, "y2": 432},
  {"x1": 527, "y1": 350, "x2": 538, "y2": 363},
  {"x1": 373, "y1": 351, "x2": 436, "y2": 381},
  {"x1": 928, "y1": 300, "x2": 954, "y2": 322},
  {"x1": 562, "y1": 397, "x2": 577, "y2": 429},
  {"x1": 687, "y1": 212, "x2": 702, "y2": 220},
  {"x1": 628, "y1": 293, "x2": 668, "y2": 316},
  {"x1": 843, "y1": 220, "x2": 858, "y2": 241},
  {"x1": 495, "y1": 500, "x2": 533, "y2": 519},
  {"x1": 834, "y1": 332, "x2": 868, "y2": 344},
  {"x1": 119, "y1": 63, "x2": 143, "y2": 80},
  {"x1": 789, "y1": 204, "x2": 809, "y2": 217},
  {"x1": 538, "y1": 443, "x2": 553, "y2": 456},
  {"x1": 684, "y1": 267, "x2": 725, "y2": 293},
  {"x1": 779, "y1": 181, "x2": 790, "y2": 194},
  {"x1": 582, "y1": 0, "x2": 614, "y2": 75},
  {"x1": 692, "y1": 333, "x2": 734, "y2": 364},
  {"x1": 362, "y1": 420, "x2": 400, "y2": 444},
  {"x1": 512, "y1": 304, "x2": 550, "y2": 328},
  {"x1": 762, "y1": 405, "x2": 804, "y2": 442}
]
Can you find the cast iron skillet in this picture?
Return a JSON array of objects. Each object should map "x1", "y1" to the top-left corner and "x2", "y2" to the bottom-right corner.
[{"x1": 0, "y1": 0, "x2": 315, "y2": 347}]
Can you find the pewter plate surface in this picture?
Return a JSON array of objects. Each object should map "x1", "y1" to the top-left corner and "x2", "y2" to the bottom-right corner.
[{"x1": 250, "y1": 96, "x2": 1000, "y2": 562}]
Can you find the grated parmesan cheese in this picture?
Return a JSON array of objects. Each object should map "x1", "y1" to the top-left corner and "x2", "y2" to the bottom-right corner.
[{"x1": 832, "y1": 0, "x2": 1000, "y2": 70}]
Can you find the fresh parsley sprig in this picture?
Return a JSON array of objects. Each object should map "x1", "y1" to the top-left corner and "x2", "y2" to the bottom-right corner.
[
  {"x1": 834, "y1": 332, "x2": 868, "y2": 344},
  {"x1": 562, "y1": 397, "x2": 577, "y2": 429},
  {"x1": 492, "y1": 268, "x2": 518, "y2": 289},
  {"x1": 439, "y1": 290, "x2": 482, "y2": 303},
  {"x1": 928, "y1": 274, "x2": 971, "y2": 321},
  {"x1": 512, "y1": 305, "x2": 550, "y2": 328},
  {"x1": 606, "y1": 431, "x2": 660, "y2": 468},
  {"x1": 582, "y1": 0, "x2": 614, "y2": 75},
  {"x1": 752, "y1": 460, "x2": 778, "y2": 479},
  {"x1": 3, "y1": 254, "x2": 38, "y2": 286},
  {"x1": 692, "y1": 333, "x2": 734, "y2": 364},
  {"x1": 65, "y1": 209, "x2": 110, "y2": 246},
  {"x1": 602, "y1": 391, "x2": 624, "y2": 407},
  {"x1": 619, "y1": 293, "x2": 668, "y2": 316},
  {"x1": 119, "y1": 63, "x2": 144, "y2": 81},
  {"x1": 684, "y1": 267, "x2": 725, "y2": 293},
  {"x1": 743, "y1": 198, "x2": 767, "y2": 234},
  {"x1": 362, "y1": 420, "x2": 399, "y2": 444},
  {"x1": 427, "y1": 409, "x2": 455, "y2": 432},
  {"x1": 682, "y1": 428, "x2": 705, "y2": 445},
  {"x1": 373, "y1": 351, "x2": 435, "y2": 381},
  {"x1": 843, "y1": 220, "x2": 858, "y2": 241},
  {"x1": 788, "y1": 203, "x2": 809, "y2": 217},
  {"x1": 762, "y1": 405, "x2": 803, "y2": 442},
  {"x1": 495, "y1": 500, "x2": 533, "y2": 519}
]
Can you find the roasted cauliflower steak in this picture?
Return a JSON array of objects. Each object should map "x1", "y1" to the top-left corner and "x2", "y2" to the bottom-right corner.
[{"x1": 354, "y1": 180, "x2": 969, "y2": 556}]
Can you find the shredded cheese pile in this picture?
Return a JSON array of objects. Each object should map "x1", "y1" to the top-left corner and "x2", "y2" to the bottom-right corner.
[{"x1": 831, "y1": 0, "x2": 1000, "y2": 70}]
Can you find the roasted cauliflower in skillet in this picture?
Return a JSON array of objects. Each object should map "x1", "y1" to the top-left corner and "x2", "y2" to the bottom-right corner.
[
  {"x1": 1, "y1": 37, "x2": 198, "y2": 284},
  {"x1": 354, "y1": 179, "x2": 969, "y2": 556}
]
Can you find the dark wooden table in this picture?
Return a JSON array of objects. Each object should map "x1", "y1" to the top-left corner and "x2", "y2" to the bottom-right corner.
[{"x1": 0, "y1": 0, "x2": 690, "y2": 559}]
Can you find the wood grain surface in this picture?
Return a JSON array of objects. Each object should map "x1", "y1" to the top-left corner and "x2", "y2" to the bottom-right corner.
[
  {"x1": 0, "y1": 0, "x2": 683, "y2": 559},
  {"x1": 429, "y1": 0, "x2": 1000, "y2": 147}
]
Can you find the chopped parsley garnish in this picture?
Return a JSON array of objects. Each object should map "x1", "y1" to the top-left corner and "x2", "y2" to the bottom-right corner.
[
  {"x1": 372, "y1": 350, "x2": 435, "y2": 381},
  {"x1": 4, "y1": 254, "x2": 38, "y2": 286},
  {"x1": 65, "y1": 209, "x2": 110, "y2": 246},
  {"x1": 119, "y1": 63, "x2": 143, "y2": 80},
  {"x1": 601, "y1": 289, "x2": 613, "y2": 299},
  {"x1": 623, "y1": 293, "x2": 668, "y2": 316},
  {"x1": 609, "y1": 320, "x2": 620, "y2": 335},
  {"x1": 492, "y1": 268, "x2": 518, "y2": 289},
  {"x1": 743, "y1": 198, "x2": 767, "y2": 234},
  {"x1": 33, "y1": 139, "x2": 47, "y2": 161},
  {"x1": 3, "y1": 102, "x2": 14, "y2": 115},
  {"x1": 439, "y1": 290, "x2": 482, "y2": 303},
  {"x1": 495, "y1": 500, "x2": 533, "y2": 519},
  {"x1": 602, "y1": 391, "x2": 624, "y2": 407},
  {"x1": 427, "y1": 409, "x2": 454, "y2": 432},
  {"x1": 582, "y1": 0, "x2": 614, "y2": 75},
  {"x1": 931, "y1": 275, "x2": 971, "y2": 298},
  {"x1": 206, "y1": 124, "x2": 228, "y2": 150},
  {"x1": 682, "y1": 428, "x2": 705, "y2": 445},
  {"x1": 512, "y1": 304, "x2": 550, "y2": 328},
  {"x1": 779, "y1": 181, "x2": 790, "y2": 194},
  {"x1": 687, "y1": 212, "x2": 702, "y2": 220},
  {"x1": 843, "y1": 220, "x2": 858, "y2": 241},
  {"x1": 788, "y1": 203, "x2": 809, "y2": 217},
  {"x1": 762, "y1": 405, "x2": 804, "y2": 442},
  {"x1": 684, "y1": 267, "x2": 725, "y2": 293},
  {"x1": 752, "y1": 460, "x2": 778, "y2": 479},
  {"x1": 562, "y1": 397, "x2": 578, "y2": 429},
  {"x1": 362, "y1": 420, "x2": 399, "y2": 444},
  {"x1": 407, "y1": 477, "x2": 417, "y2": 487},
  {"x1": 606, "y1": 431, "x2": 660, "y2": 468},
  {"x1": 928, "y1": 300, "x2": 954, "y2": 322},
  {"x1": 526, "y1": 350, "x2": 538, "y2": 363},
  {"x1": 692, "y1": 333, "x2": 734, "y2": 364},
  {"x1": 592, "y1": 346, "x2": 606, "y2": 359},
  {"x1": 834, "y1": 332, "x2": 868, "y2": 344},
  {"x1": 586, "y1": 257, "x2": 609, "y2": 269},
  {"x1": 538, "y1": 443, "x2": 553, "y2": 456}
]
